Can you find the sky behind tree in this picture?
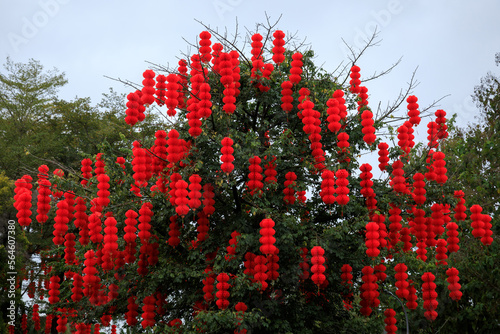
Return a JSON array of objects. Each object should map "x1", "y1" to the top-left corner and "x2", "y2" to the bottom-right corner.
[{"x1": 1, "y1": 0, "x2": 499, "y2": 130}]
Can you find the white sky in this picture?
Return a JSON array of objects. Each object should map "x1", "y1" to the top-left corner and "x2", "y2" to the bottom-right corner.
[{"x1": 1, "y1": 0, "x2": 499, "y2": 131}]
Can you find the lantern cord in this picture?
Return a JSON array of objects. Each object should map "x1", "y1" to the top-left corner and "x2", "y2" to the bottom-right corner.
[{"x1": 383, "y1": 288, "x2": 409, "y2": 334}]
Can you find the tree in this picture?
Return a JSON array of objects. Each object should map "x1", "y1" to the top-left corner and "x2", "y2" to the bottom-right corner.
[
  {"x1": 6, "y1": 22, "x2": 495, "y2": 333},
  {"x1": 0, "y1": 59, "x2": 159, "y2": 180}
]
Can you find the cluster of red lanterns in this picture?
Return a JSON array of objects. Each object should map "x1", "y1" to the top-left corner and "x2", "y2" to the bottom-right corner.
[
  {"x1": 14, "y1": 176, "x2": 32, "y2": 227},
  {"x1": 406, "y1": 95, "x2": 421, "y2": 125},
  {"x1": 446, "y1": 267, "x2": 462, "y2": 301},
  {"x1": 335, "y1": 169, "x2": 350, "y2": 205}
]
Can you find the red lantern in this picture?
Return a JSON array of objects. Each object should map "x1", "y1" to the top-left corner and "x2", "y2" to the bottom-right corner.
[
  {"x1": 310, "y1": 246, "x2": 326, "y2": 286},
  {"x1": 289, "y1": 52, "x2": 303, "y2": 84},
  {"x1": 168, "y1": 215, "x2": 181, "y2": 247},
  {"x1": 406, "y1": 280, "x2": 418, "y2": 310},
  {"x1": 253, "y1": 255, "x2": 268, "y2": 290},
  {"x1": 427, "y1": 121, "x2": 439, "y2": 148},
  {"x1": 335, "y1": 169, "x2": 350, "y2": 205},
  {"x1": 247, "y1": 156, "x2": 263, "y2": 195},
  {"x1": 394, "y1": 263, "x2": 409, "y2": 299},
  {"x1": 365, "y1": 221, "x2": 380, "y2": 258},
  {"x1": 422, "y1": 272, "x2": 438, "y2": 321},
  {"x1": 446, "y1": 267, "x2": 462, "y2": 301},
  {"x1": 125, "y1": 91, "x2": 140, "y2": 126},
  {"x1": 390, "y1": 160, "x2": 406, "y2": 193},
  {"x1": 53, "y1": 199, "x2": 69, "y2": 245},
  {"x1": 263, "y1": 156, "x2": 278, "y2": 184},
  {"x1": 165, "y1": 73, "x2": 180, "y2": 117},
  {"x1": 221, "y1": 137, "x2": 235, "y2": 174},
  {"x1": 453, "y1": 190, "x2": 467, "y2": 221},
  {"x1": 320, "y1": 169, "x2": 336, "y2": 205},
  {"x1": 141, "y1": 295, "x2": 156, "y2": 328},
  {"x1": 283, "y1": 172, "x2": 297, "y2": 204},
  {"x1": 388, "y1": 203, "x2": 402, "y2": 248},
  {"x1": 202, "y1": 183, "x2": 215, "y2": 216},
  {"x1": 470, "y1": 204, "x2": 485, "y2": 238},
  {"x1": 361, "y1": 108, "x2": 376, "y2": 145},
  {"x1": 384, "y1": 308, "x2": 397, "y2": 334},
  {"x1": 377, "y1": 142, "x2": 390, "y2": 172},
  {"x1": 48, "y1": 276, "x2": 60, "y2": 304},
  {"x1": 407, "y1": 95, "x2": 421, "y2": 125},
  {"x1": 435, "y1": 109, "x2": 448, "y2": 139},
  {"x1": 259, "y1": 218, "x2": 276, "y2": 255},
  {"x1": 215, "y1": 273, "x2": 230, "y2": 309},
  {"x1": 141, "y1": 69, "x2": 156, "y2": 106},
  {"x1": 326, "y1": 96, "x2": 341, "y2": 133},
  {"x1": 280, "y1": 80, "x2": 293, "y2": 112},
  {"x1": 360, "y1": 266, "x2": 379, "y2": 316},
  {"x1": 349, "y1": 65, "x2": 361, "y2": 94},
  {"x1": 272, "y1": 30, "x2": 286, "y2": 64},
  {"x1": 481, "y1": 214, "x2": 493, "y2": 246},
  {"x1": 199, "y1": 31, "x2": 212, "y2": 63}
]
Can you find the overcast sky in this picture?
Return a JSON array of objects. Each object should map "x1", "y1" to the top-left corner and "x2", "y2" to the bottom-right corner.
[{"x1": 1, "y1": 0, "x2": 499, "y2": 131}]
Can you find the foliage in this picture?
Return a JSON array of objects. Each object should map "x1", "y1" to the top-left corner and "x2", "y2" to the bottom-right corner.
[{"x1": 0, "y1": 58, "x2": 159, "y2": 179}]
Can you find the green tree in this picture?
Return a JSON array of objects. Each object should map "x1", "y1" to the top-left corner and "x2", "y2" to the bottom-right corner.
[
  {"x1": 0, "y1": 58, "x2": 159, "y2": 180},
  {"x1": 5, "y1": 24, "x2": 496, "y2": 334}
]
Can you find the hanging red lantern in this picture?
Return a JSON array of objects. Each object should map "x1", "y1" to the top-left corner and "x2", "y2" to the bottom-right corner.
[
  {"x1": 360, "y1": 265, "x2": 379, "y2": 316},
  {"x1": 141, "y1": 295, "x2": 156, "y2": 328},
  {"x1": 310, "y1": 246, "x2": 326, "y2": 286},
  {"x1": 168, "y1": 215, "x2": 181, "y2": 247},
  {"x1": 141, "y1": 69, "x2": 156, "y2": 106},
  {"x1": 247, "y1": 156, "x2": 263, "y2": 195},
  {"x1": 432, "y1": 151, "x2": 448, "y2": 184},
  {"x1": 384, "y1": 308, "x2": 398, "y2": 334},
  {"x1": 470, "y1": 204, "x2": 485, "y2": 238},
  {"x1": 155, "y1": 74, "x2": 167, "y2": 106},
  {"x1": 165, "y1": 73, "x2": 180, "y2": 117},
  {"x1": 48, "y1": 276, "x2": 60, "y2": 304},
  {"x1": 215, "y1": 273, "x2": 230, "y2": 310},
  {"x1": 340, "y1": 264, "x2": 353, "y2": 310},
  {"x1": 435, "y1": 109, "x2": 448, "y2": 139},
  {"x1": 272, "y1": 30, "x2": 286, "y2": 64},
  {"x1": 407, "y1": 95, "x2": 421, "y2": 125},
  {"x1": 320, "y1": 169, "x2": 336, "y2": 205},
  {"x1": 53, "y1": 199, "x2": 69, "y2": 245},
  {"x1": 289, "y1": 52, "x2": 303, "y2": 84},
  {"x1": 427, "y1": 121, "x2": 439, "y2": 148},
  {"x1": 435, "y1": 238, "x2": 448, "y2": 265},
  {"x1": 361, "y1": 109, "x2": 376, "y2": 145},
  {"x1": 390, "y1": 160, "x2": 406, "y2": 193},
  {"x1": 125, "y1": 92, "x2": 141, "y2": 126},
  {"x1": 349, "y1": 65, "x2": 361, "y2": 94},
  {"x1": 453, "y1": 190, "x2": 467, "y2": 221},
  {"x1": 377, "y1": 142, "x2": 390, "y2": 172},
  {"x1": 226, "y1": 231, "x2": 241, "y2": 261},
  {"x1": 199, "y1": 31, "x2": 212, "y2": 63},
  {"x1": 202, "y1": 183, "x2": 216, "y2": 216},
  {"x1": 422, "y1": 272, "x2": 438, "y2": 321},
  {"x1": 406, "y1": 281, "x2": 418, "y2": 310},
  {"x1": 335, "y1": 169, "x2": 350, "y2": 205},
  {"x1": 221, "y1": 137, "x2": 235, "y2": 174},
  {"x1": 446, "y1": 267, "x2": 462, "y2": 301},
  {"x1": 283, "y1": 172, "x2": 297, "y2": 204},
  {"x1": 253, "y1": 255, "x2": 268, "y2": 290},
  {"x1": 259, "y1": 218, "x2": 276, "y2": 255},
  {"x1": 388, "y1": 203, "x2": 402, "y2": 248},
  {"x1": 125, "y1": 296, "x2": 139, "y2": 326},
  {"x1": 394, "y1": 263, "x2": 409, "y2": 299},
  {"x1": 280, "y1": 80, "x2": 294, "y2": 112},
  {"x1": 481, "y1": 214, "x2": 493, "y2": 246},
  {"x1": 365, "y1": 221, "x2": 380, "y2": 258}
]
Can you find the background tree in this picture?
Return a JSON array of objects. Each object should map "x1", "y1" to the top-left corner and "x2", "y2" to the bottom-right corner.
[{"x1": 0, "y1": 58, "x2": 159, "y2": 180}]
